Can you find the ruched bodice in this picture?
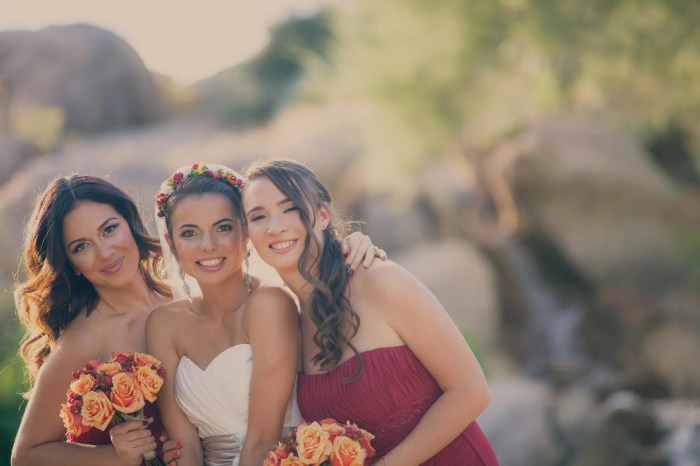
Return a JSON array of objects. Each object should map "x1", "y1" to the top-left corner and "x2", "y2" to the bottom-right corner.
[
  {"x1": 297, "y1": 345, "x2": 498, "y2": 465},
  {"x1": 175, "y1": 344, "x2": 301, "y2": 466}
]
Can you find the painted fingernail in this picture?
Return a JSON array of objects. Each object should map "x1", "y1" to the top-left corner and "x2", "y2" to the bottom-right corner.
[
  {"x1": 176, "y1": 441, "x2": 182, "y2": 447},
  {"x1": 174, "y1": 450, "x2": 181, "y2": 457},
  {"x1": 348, "y1": 268, "x2": 354, "y2": 277}
]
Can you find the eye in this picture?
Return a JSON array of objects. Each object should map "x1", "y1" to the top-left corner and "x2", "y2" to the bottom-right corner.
[
  {"x1": 103, "y1": 223, "x2": 118, "y2": 235},
  {"x1": 72, "y1": 242, "x2": 88, "y2": 254},
  {"x1": 249, "y1": 214, "x2": 265, "y2": 223},
  {"x1": 217, "y1": 224, "x2": 233, "y2": 233},
  {"x1": 180, "y1": 229, "x2": 196, "y2": 238},
  {"x1": 284, "y1": 206, "x2": 299, "y2": 214}
]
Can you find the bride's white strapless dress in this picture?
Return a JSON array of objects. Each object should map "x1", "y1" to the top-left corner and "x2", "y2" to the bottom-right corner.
[{"x1": 175, "y1": 344, "x2": 302, "y2": 466}]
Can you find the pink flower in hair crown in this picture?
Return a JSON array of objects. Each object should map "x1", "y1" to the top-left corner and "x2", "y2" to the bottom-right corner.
[{"x1": 156, "y1": 163, "x2": 245, "y2": 218}]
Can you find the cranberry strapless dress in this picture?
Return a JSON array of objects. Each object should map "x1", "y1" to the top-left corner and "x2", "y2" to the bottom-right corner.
[{"x1": 297, "y1": 345, "x2": 498, "y2": 465}]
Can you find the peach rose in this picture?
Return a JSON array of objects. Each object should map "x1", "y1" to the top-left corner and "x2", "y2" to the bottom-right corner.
[
  {"x1": 59, "y1": 403, "x2": 85, "y2": 437},
  {"x1": 296, "y1": 422, "x2": 332, "y2": 464},
  {"x1": 80, "y1": 390, "x2": 114, "y2": 431},
  {"x1": 97, "y1": 361, "x2": 122, "y2": 377},
  {"x1": 280, "y1": 454, "x2": 305, "y2": 466},
  {"x1": 321, "y1": 419, "x2": 346, "y2": 441},
  {"x1": 263, "y1": 451, "x2": 281, "y2": 466},
  {"x1": 134, "y1": 365, "x2": 163, "y2": 402},
  {"x1": 330, "y1": 436, "x2": 366, "y2": 466},
  {"x1": 134, "y1": 352, "x2": 162, "y2": 369},
  {"x1": 69, "y1": 373, "x2": 95, "y2": 395},
  {"x1": 110, "y1": 372, "x2": 145, "y2": 414}
]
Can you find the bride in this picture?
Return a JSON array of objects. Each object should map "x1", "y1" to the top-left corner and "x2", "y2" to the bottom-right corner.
[{"x1": 146, "y1": 163, "x2": 383, "y2": 466}]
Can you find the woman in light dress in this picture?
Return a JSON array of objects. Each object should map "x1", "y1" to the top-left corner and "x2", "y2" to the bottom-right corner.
[{"x1": 146, "y1": 163, "x2": 383, "y2": 466}]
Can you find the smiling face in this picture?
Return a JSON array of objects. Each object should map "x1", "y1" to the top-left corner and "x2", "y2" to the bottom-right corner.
[
  {"x1": 166, "y1": 193, "x2": 246, "y2": 287},
  {"x1": 243, "y1": 176, "x2": 329, "y2": 275},
  {"x1": 62, "y1": 201, "x2": 141, "y2": 290}
]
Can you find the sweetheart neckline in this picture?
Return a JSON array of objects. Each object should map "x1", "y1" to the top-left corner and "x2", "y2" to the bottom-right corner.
[{"x1": 180, "y1": 343, "x2": 251, "y2": 372}]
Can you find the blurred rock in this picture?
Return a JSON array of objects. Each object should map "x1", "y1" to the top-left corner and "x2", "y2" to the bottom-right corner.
[
  {"x1": 0, "y1": 133, "x2": 38, "y2": 185},
  {"x1": 0, "y1": 24, "x2": 162, "y2": 135},
  {"x1": 478, "y1": 376, "x2": 562, "y2": 466},
  {"x1": 510, "y1": 116, "x2": 682, "y2": 290},
  {"x1": 393, "y1": 240, "x2": 499, "y2": 354},
  {"x1": 643, "y1": 324, "x2": 700, "y2": 397}
]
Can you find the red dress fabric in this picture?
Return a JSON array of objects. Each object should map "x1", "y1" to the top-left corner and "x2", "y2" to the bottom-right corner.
[
  {"x1": 69, "y1": 401, "x2": 165, "y2": 465},
  {"x1": 297, "y1": 345, "x2": 499, "y2": 465}
]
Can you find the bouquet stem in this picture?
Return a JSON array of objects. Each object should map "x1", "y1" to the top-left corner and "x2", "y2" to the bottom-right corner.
[{"x1": 116, "y1": 411, "x2": 166, "y2": 466}]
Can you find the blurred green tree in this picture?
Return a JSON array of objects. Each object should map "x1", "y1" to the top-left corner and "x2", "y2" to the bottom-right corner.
[
  {"x1": 317, "y1": 0, "x2": 700, "y2": 178},
  {"x1": 197, "y1": 12, "x2": 332, "y2": 127}
]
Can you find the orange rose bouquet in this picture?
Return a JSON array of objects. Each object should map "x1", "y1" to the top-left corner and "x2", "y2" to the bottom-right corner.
[
  {"x1": 264, "y1": 418, "x2": 376, "y2": 466},
  {"x1": 60, "y1": 351, "x2": 167, "y2": 466}
]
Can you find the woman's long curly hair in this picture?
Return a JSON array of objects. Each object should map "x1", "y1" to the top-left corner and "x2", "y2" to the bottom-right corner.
[
  {"x1": 14, "y1": 175, "x2": 170, "y2": 395},
  {"x1": 245, "y1": 160, "x2": 363, "y2": 381}
]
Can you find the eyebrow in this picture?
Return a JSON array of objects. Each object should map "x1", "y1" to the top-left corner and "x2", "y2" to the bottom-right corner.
[
  {"x1": 66, "y1": 217, "x2": 118, "y2": 249},
  {"x1": 246, "y1": 198, "x2": 292, "y2": 216},
  {"x1": 177, "y1": 218, "x2": 235, "y2": 230}
]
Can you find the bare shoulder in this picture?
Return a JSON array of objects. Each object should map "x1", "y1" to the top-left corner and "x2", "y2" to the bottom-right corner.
[
  {"x1": 245, "y1": 285, "x2": 298, "y2": 320},
  {"x1": 244, "y1": 285, "x2": 299, "y2": 345},
  {"x1": 350, "y1": 259, "x2": 417, "y2": 299},
  {"x1": 147, "y1": 298, "x2": 193, "y2": 328}
]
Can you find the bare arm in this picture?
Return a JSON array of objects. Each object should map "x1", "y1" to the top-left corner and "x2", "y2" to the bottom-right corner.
[
  {"x1": 356, "y1": 261, "x2": 491, "y2": 465},
  {"x1": 239, "y1": 287, "x2": 300, "y2": 466},
  {"x1": 11, "y1": 342, "x2": 154, "y2": 466},
  {"x1": 146, "y1": 307, "x2": 203, "y2": 466}
]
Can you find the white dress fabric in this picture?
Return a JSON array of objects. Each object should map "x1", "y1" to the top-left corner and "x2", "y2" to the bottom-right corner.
[{"x1": 175, "y1": 344, "x2": 302, "y2": 466}]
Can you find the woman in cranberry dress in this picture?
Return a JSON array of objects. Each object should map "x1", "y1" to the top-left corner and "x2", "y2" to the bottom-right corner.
[
  {"x1": 12, "y1": 175, "x2": 180, "y2": 466},
  {"x1": 243, "y1": 160, "x2": 499, "y2": 465}
]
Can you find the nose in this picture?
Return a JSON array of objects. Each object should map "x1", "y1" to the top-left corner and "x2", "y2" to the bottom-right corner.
[
  {"x1": 96, "y1": 239, "x2": 115, "y2": 259},
  {"x1": 267, "y1": 213, "x2": 288, "y2": 235},
  {"x1": 199, "y1": 231, "x2": 216, "y2": 251}
]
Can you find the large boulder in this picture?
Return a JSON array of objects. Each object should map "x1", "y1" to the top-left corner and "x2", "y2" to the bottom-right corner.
[
  {"x1": 0, "y1": 24, "x2": 162, "y2": 135},
  {"x1": 509, "y1": 117, "x2": 682, "y2": 290},
  {"x1": 393, "y1": 240, "x2": 499, "y2": 354}
]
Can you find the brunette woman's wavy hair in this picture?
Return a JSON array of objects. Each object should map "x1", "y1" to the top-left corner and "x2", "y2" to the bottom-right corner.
[
  {"x1": 245, "y1": 159, "x2": 363, "y2": 381},
  {"x1": 14, "y1": 175, "x2": 170, "y2": 395}
]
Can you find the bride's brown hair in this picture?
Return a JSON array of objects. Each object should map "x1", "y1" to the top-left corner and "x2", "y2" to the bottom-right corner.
[
  {"x1": 14, "y1": 175, "x2": 170, "y2": 396},
  {"x1": 245, "y1": 160, "x2": 363, "y2": 381}
]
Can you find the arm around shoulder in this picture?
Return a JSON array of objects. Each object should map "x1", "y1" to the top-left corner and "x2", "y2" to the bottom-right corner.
[{"x1": 240, "y1": 286, "x2": 300, "y2": 466}]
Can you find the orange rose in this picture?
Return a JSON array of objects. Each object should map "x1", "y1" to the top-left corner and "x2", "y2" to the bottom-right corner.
[
  {"x1": 69, "y1": 373, "x2": 95, "y2": 395},
  {"x1": 134, "y1": 352, "x2": 162, "y2": 369},
  {"x1": 321, "y1": 419, "x2": 346, "y2": 441},
  {"x1": 296, "y1": 422, "x2": 332, "y2": 464},
  {"x1": 330, "y1": 436, "x2": 366, "y2": 466},
  {"x1": 59, "y1": 403, "x2": 85, "y2": 437},
  {"x1": 80, "y1": 390, "x2": 114, "y2": 431},
  {"x1": 280, "y1": 454, "x2": 305, "y2": 466},
  {"x1": 134, "y1": 365, "x2": 163, "y2": 402},
  {"x1": 97, "y1": 361, "x2": 122, "y2": 377},
  {"x1": 110, "y1": 372, "x2": 145, "y2": 414},
  {"x1": 263, "y1": 451, "x2": 281, "y2": 466}
]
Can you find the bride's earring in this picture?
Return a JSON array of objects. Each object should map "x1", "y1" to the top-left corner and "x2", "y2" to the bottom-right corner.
[
  {"x1": 244, "y1": 248, "x2": 252, "y2": 295},
  {"x1": 178, "y1": 262, "x2": 193, "y2": 303}
]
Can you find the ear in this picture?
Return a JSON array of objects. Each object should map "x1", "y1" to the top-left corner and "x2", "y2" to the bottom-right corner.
[{"x1": 318, "y1": 203, "x2": 331, "y2": 230}]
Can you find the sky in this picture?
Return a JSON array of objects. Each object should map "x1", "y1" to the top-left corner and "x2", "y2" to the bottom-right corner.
[{"x1": 0, "y1": 0, "x2": 331, "y2": 84}]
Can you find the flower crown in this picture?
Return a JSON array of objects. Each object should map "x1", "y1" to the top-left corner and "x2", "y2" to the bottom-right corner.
[{"x1": 156, "y1": 163, "x2": 245, "y2": 218}]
